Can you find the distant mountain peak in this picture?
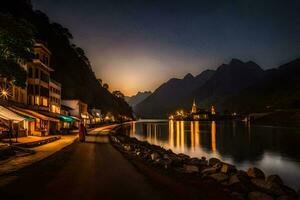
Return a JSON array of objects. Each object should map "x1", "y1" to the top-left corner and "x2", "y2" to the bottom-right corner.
[
  {"x1": 183, "y1": 73, "x2": 194, "y2": 80},
  {"x1": 125, "y1": 91, "x2": 152, "y2": 108},
  {"x1": 218, "y1": 59, "x2": 262, "y2": 73},
  {"x1": 230, "y1": 58, "x2": 244, "y2": 65}
]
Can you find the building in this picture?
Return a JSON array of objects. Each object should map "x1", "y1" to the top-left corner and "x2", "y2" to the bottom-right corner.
[
  {"x1": 49, "y1": 79, "x2": 61, "y2": 114},
  {"x1": 191, "y1": 98, "x2": 197, "y2": 114},
  {"x1": 27, "y1": 43, "x2": 53, "y2": 111},
  {"x1": 0, "y1": 42, "x2": 71, "y2": 137},
  {"x1": 189, "y1": 99, "x2": 216, "y2": 120},
  {"x1": 89, "y1": 108, "x2": 102, "y2": 124},
  {"x1": 62, "y1": 99, "x2": 89, "y2": 126},
  {"x1": 211, "y1": 106, "x2": 216, "y2": 115}
]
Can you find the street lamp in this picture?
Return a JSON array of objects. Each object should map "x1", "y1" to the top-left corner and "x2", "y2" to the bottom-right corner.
[{"x1": 0, "y1": 88, "x2": 9, "y2": 100}]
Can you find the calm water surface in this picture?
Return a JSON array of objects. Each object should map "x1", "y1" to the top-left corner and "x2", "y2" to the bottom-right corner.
[{"x1": 124, "y1": 120, "x2": 300, "y2": 189}]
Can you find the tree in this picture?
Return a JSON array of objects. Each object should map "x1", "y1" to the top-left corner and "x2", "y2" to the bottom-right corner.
[
  {"x1": 112, "y1": 90, "x2": 125, "y2": 99},
  {"x1": 97, "y1": 78, "x2": 102, "y2": 86},
  {"x1": 0, "y1": 13, "x2": 35, "y2": 87},
  {"x1": 75, "y1": 47, "x2": 91, "y2": 69},
  {"x1": 0, "y1": 60, "x2": 27, "y2": 87},
  {"x1": 0, "y1": 13, "x2": 35, "y2": 61},
  {"x1": 51, "y1": 22, "x2": 73, "y2": 40},
  {"x1": 103, "y1": 83, "x2": 109, "y2": 90}
]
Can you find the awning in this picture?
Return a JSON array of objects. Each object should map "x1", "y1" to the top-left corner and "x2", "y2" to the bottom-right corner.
[
  {"x1": 7, "y1": 107, "x2": 35, "y2": 121},
  {"x1": 38, "y1": 111, "x2": 73, "y2": 123},
  {"x1": 71, "y1": 116, "x2": 81, "y2": 121},
  {"x1": 59, "y1": 115, "x2": 73, "y2": 123},
  {"x1": 11, "y1": 107, "x2": 59, "y2": 122},
  {"x1": 0, "y1": 106, "x2": 25, "y2": 122}
]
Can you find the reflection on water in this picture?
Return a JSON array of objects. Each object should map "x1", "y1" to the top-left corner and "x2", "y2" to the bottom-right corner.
[{"x1": 125, "y1": 120, "x2": 300, "y2": 189}]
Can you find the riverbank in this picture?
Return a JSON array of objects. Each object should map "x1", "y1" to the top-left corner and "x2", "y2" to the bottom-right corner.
[
  {"x1": 252, "y1": 110, "x2": 300, "y2": 128},
  {"x1": 110, "y1": 130, "x2": 300, "y2": 200}
]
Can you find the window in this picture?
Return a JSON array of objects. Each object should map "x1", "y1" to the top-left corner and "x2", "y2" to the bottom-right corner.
[
  {"x1": 28, "y1": 84, "x2": 34, "y2": 95},
  {"x1": 20, "y1": 92, "x2": 24, "y2": 103},
  {"x1": 35, "y1": 118, "x2": 40, "y2": 130},
  {"x1": 41, "y1": 71, "x2": 49, "y2": 82},
  {"x1": 40, "y1": 86, "x2": 49, "y2": 97},
  {"x1": 28, "y1": 67, "x2": 33, "y2": 78},
  {"x1": 14, "y1": 88, "x2": 18, "y2": 101},
  {"x1": 35, "y1": 96, "x2": 40, "y2": 105},
  {"x1": 35, "y1": 68, "x2": 40, "y2": 79},
  {"x1": 42, "y1": 97, "x2": 48, "y2": 107},
  {"x1": 35, "y1": 85, "x2": 39, "y2": 94},
  {"x1": 28, "y1": 95, "x2": 34, "y2": 105}
]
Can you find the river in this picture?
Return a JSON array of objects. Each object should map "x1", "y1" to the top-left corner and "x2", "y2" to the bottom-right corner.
[{"x1": 123, "y1": 120, "x2": 300, "y2": 190}]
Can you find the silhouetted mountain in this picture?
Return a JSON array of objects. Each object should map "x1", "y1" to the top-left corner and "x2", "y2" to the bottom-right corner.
[
  {"x1": 190, "y1": 58, "x2": 264, "y2": 108},
  {"x1": 136, "y1": 58, "x2": 300, "y2": 118},
  {"x1": 224, "y1": 58, "x2": 300, "y2": 113},
  {"x1": 1, "y1": 0, "x2": 132, "y2": 116},
  {"x1": 125, "y1": 91, "x2": 152, "y2": 108},
  {"x1": 135, "y1": 59, "x2": 264, "y2": 118},
  {"x1": 135, "y1": 69, "x2": 215, "y2": 118}
]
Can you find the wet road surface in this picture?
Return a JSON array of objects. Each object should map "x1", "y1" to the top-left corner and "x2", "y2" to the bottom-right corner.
[{"x1": 0, "y1": 127, "x2": 164, "y2": 200}]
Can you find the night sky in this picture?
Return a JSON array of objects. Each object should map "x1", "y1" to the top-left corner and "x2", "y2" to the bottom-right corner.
[{"x1": 32, "y1": 0, "x2": 300, "y2": 96}]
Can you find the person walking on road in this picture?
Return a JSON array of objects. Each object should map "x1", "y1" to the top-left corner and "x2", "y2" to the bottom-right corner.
[{"x1": 79, "y1": 123, "x2": 86, "y2": 142}]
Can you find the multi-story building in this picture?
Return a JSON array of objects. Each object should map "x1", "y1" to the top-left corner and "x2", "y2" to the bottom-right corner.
[
  {"x1": 27, "y1": 43, "x2": 53, "y2": 111},
  {"x1": 0, "y1": 42, "x2": 65, "y2": 137}
]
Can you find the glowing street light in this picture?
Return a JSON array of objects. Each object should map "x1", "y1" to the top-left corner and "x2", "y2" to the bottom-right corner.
[{"x1": 0, "y1": 87, "x2": 10, "y2": 100}]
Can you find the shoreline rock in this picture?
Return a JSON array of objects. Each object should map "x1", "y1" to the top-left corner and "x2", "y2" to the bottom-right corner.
[{"x1": 109, "y1": 133, "x2": 299, "y2": 200}]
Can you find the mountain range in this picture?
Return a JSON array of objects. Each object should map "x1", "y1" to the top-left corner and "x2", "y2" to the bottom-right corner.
[
  {"x1": 135, "y1": 58, "x2": 300, "y2": 118},
  {"x1": 125, "y1": 91, "x2": 152, "y2": 108}
]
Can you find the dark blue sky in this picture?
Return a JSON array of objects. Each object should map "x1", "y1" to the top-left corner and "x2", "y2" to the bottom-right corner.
[{"x1": 32, "y1": 0, "x2": 300, "y2": 95}]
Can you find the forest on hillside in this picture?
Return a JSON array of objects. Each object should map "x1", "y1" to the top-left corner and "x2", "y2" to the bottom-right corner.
[{"x1": 0, "y1": 0, "x2": 132, "y2": 117}]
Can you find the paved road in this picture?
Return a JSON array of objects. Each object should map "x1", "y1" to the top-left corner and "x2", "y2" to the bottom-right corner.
[{"x1": 0, "y1": 126, "x2": 164, "y2": 200}]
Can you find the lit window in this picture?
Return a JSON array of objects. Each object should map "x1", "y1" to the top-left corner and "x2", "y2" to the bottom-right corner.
[
  {"x1": 35, "y1": 118, "x2": 40, "y2": 130},
  {"x1": 35, "y1": 96, "x2": 40, "y2": 105},
  {"x1": 42, "y1": 98, "x2": 48, "y2": 106}
]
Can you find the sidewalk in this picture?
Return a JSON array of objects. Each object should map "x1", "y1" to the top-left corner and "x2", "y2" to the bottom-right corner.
[
  {"x1": 0, "y1": 135, "x2": 78, "y2": 177},
  {"x1": 1, "y1": 136, "x2": 55, "y2": 144}
]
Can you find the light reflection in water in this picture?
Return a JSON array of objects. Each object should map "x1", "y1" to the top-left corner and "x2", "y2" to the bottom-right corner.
[
  {"x1": 211, "y1": 121, "x2": 217, "y2": 154},
  {"x1": 190, "y1": 121, "x2": 200, "y2": 151},
  {"x1": 169, "y1": 120, "x2": 174, "y2": 148},
  {"x1": 127, "y1": 120, "x2": 300, "y2": 189},
  {"x1": 180, "y1": 121, "x2": 184, "y2": 151}
]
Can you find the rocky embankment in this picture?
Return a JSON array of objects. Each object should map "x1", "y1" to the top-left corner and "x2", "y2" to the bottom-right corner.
[{"x1": 110, "y1": 133, "x2": 300, "y2": 200}]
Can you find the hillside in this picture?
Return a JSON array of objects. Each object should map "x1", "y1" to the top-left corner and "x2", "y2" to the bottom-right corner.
[
  {"x1": 1, "y1": 0, "x2": 132, "y2": 116},
  {"x1": 189, "y1": 59, "x2": 264, "y2": 108},
  {"x1": 224, "y1": 58, "x2": 300, "y2": 113}
]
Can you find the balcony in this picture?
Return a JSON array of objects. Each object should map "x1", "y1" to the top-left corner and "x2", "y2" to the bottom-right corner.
[{"x1": 32, "y1": 59, "x2": 54, "y2": 72}]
